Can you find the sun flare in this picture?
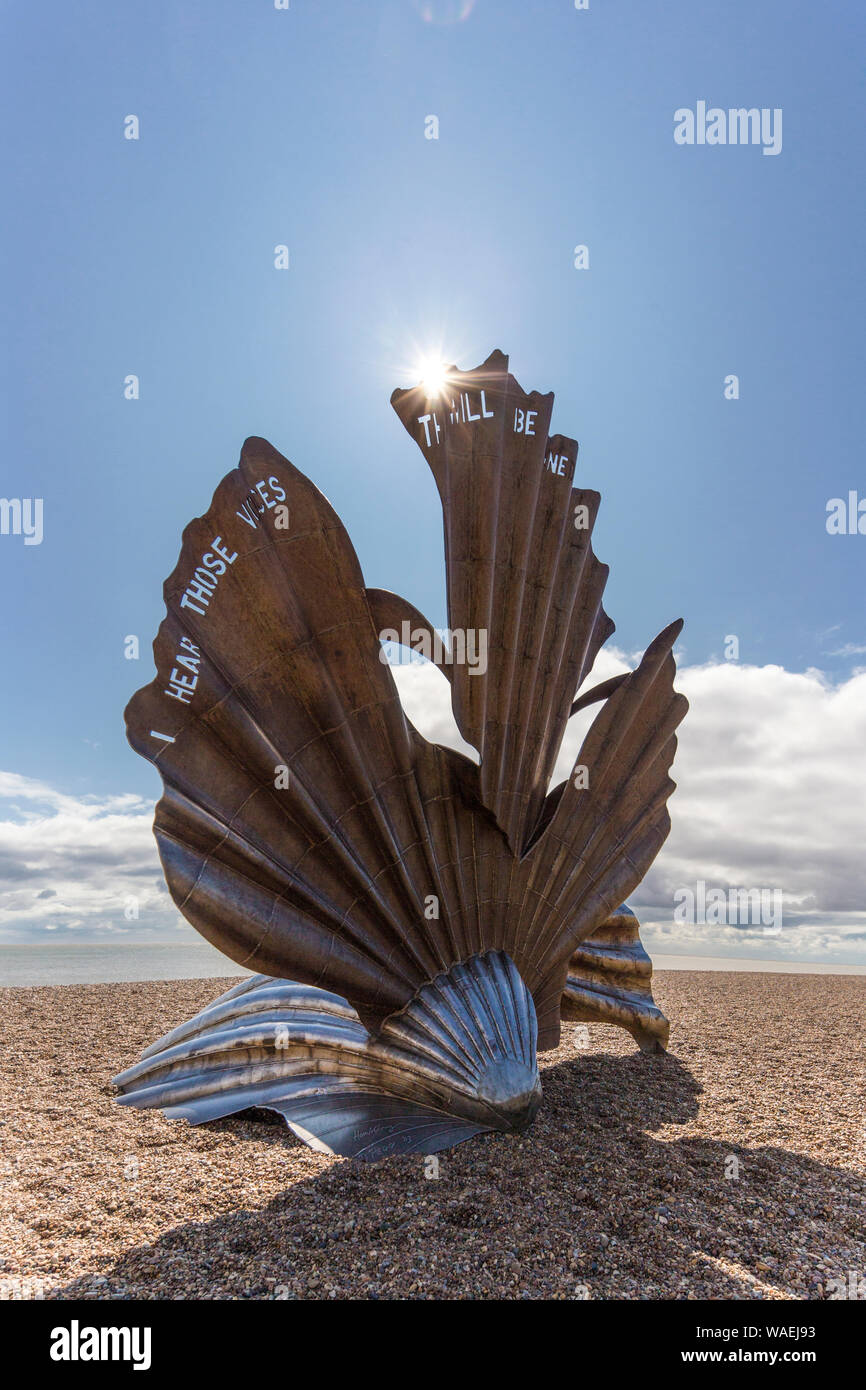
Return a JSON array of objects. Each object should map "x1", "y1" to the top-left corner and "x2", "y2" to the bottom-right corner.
[{"x1": 418, "y1": 356, "x2": 449, "y2": 398}]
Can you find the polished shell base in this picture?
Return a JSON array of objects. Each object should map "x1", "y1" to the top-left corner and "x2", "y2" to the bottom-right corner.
[
  {"x1": 113, "y1": 951, "x2": 540, "y2": 1160},
  {"x1": 113, "y1": 907, "x2": 668, "y2": 1160}
]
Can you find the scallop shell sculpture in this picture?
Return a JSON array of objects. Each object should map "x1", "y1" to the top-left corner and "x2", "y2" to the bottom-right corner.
[{"x1": 114, "y1": 350, "x2": 687, "y2": 1160}]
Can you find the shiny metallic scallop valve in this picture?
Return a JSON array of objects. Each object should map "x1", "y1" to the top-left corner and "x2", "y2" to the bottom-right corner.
[{"x1": 114, "y1": 351, "x2": 687, "y2": 1159}]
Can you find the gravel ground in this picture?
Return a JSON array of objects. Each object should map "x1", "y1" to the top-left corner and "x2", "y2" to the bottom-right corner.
[{"x1": 0, "y1": 971, "x2": 863, "y2": 1300}]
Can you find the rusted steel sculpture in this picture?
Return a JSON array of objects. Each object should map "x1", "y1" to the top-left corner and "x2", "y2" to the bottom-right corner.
[{"x1": 114, "y1": 351, "x2": 686, "y2": 1159}]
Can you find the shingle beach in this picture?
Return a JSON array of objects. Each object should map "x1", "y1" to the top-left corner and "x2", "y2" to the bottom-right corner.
[{"x1": 1, "y1": 971, "x2": 863, "y2": 1300}]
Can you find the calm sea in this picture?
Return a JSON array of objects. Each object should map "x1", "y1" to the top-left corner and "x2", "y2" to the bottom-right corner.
[
  {"x1": 0, "y1": 944, "x2": 862, "y2": 988},
  {"x1": 0, "y1": 942, "x2": 252, "y2": 988}
]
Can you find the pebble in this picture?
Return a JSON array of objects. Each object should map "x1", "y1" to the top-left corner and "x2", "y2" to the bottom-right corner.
[{"x1": 0, "y1": 972, "x2": 862, "y2": 1300}]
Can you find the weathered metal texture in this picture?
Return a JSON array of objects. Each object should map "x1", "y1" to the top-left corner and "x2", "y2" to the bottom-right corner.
[
  {"x1": 114, "y1": 907, "x2": 667, "y2": 1159},
  {"x1": 118, "y1": 350, "x2": 686, "y2": 1156},
  {"x1": 390, "y1": 350, "x2": 614, "y2": 857},
  {"x1": 562, "y1": 905, "x2": 671, "y2": 1054}
]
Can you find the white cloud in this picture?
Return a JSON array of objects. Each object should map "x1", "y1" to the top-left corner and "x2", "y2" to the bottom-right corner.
[
  {"x1": 389, "y1": 660, "x2": 479, "y2": 761},
  {"x1": 393, "y1": 653, "x2": 866, "y2": 966},
  {"x1": 0, "y1": 772, "x2": 179, "y2": 942},
  {"x1": 2, "y1": 653, "x2": 865, "y2": 965}
]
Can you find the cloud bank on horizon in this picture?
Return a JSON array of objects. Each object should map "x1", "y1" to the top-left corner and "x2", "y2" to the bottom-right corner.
[{"x1": 1, "y1": 651, "x2": 864, "y2": 966}]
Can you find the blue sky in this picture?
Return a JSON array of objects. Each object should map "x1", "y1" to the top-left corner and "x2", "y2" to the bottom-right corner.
[{"x1": 1, "y1": 0, "x2": 865, "y2": 961}]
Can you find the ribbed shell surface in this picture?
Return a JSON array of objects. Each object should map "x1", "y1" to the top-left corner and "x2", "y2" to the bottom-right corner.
[{"x1": 124, "y1": 355, "x2": 687, "y2": 1051}]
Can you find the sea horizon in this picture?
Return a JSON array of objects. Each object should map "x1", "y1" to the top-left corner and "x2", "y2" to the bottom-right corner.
[{"x1": 0, "y1": 940, "x2": 864, "y2": 988}]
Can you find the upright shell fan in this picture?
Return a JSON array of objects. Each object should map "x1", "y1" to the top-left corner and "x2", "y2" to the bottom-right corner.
[{"x1": 114, "y1": 352, "x2": 687, "y2": 1160}]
